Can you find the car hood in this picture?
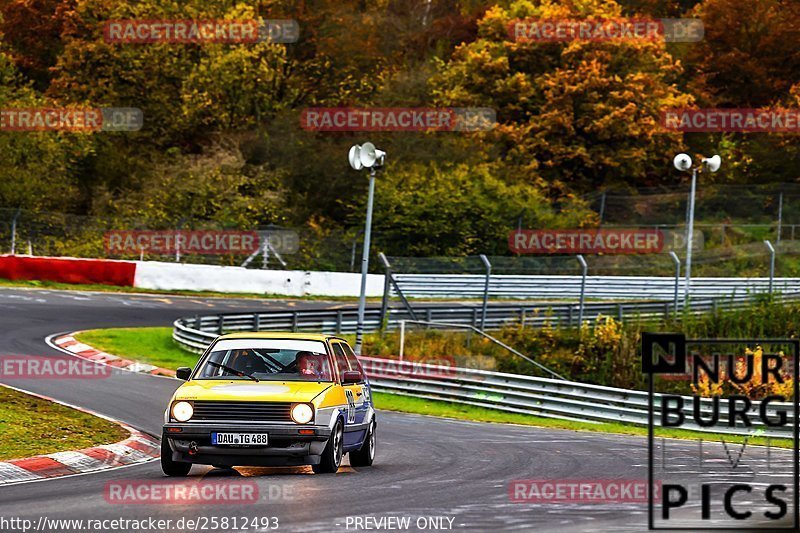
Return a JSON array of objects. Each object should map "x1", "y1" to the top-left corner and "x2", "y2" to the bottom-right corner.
[{"x1": 173, "y1": 380, "x2": 333, "y2": 404}]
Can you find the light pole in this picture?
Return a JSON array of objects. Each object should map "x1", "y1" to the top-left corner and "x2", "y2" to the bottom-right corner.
[
  {"x1": 673, "y1": 153, "x2": 721, "y2": 306},
  {"x1": 350, "y1": 142, "x2": 386, "y2": 355}
]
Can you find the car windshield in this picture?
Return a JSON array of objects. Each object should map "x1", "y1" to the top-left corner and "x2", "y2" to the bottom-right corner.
[{"x1": 195, "y1": 339, "x2": 333, "y2": 382}]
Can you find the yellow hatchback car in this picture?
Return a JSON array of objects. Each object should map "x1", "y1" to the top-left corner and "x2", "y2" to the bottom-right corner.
[{"x1": 161, "y1": 332, "x2": 376, "y2": 475}]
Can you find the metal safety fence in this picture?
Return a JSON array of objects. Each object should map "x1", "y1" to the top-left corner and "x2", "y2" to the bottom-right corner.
[
  {"x1": 173, "y1": 291, "x2": 800, "y2": 352},
  {"x1": 172, "y1": 301, "x2": 800, "y2": 436},
  {"x1": 390, "y1": 274, "x2": 800, "y2": 300},
  {"x1": 358, "y1": 356, "x2": 793, "y2": 438}
]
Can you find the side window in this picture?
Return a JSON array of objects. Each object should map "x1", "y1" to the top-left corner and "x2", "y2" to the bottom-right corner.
[
  {"x1": 341, "y1": 342, "x2": 364, "y2": 379},
  {"x1": 331, "y1": 342, "x2": 349, "y2": 381}
]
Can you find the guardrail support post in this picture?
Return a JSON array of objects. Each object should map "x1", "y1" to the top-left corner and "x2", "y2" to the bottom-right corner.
[
  {"x1": 668, "y1": 251, "x2": 680, "y2": 317},
  {"x1": 479, "y1": 254, "x2": 492, "y2": 331},
  {"x1": 399, "y1": 320, "x2": 405, "y2": 361},
  {"x1": 254, "y1": 314, "x2": 260, "y2": 331},
  {"x1": 764, "y1": 240, "x2": 776, "y2": 294},
  {"x1": 576, "y1": 254, "x2": 587, "y2": 326},
  {"x1": 378, "y1": 252, "x2": 392, "y2": 330},
  {"x1": 336, "y1": 310, "x2": 343, "y2": 335},
  {"x1": 292, "y1": 311, "x2": 299, "y2": 332},
  {"x1": 217, "y1": 316, "x2": 224, "y2": 335},
  {"x1": 379, "y1": 253, "x2": 419, "y2": 322}
]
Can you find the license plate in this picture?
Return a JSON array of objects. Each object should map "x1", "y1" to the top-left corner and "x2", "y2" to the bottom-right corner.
[{"x1": 211, "y1": 433, "x2": 268, "y2": 446}]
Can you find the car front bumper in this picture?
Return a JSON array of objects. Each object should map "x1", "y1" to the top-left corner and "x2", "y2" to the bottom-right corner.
[{"x1": 163, "y1": 423, "x2": 332, "y2": 467}]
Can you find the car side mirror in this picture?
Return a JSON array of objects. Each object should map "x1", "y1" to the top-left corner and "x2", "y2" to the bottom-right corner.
[
  {"x1": 342, "y1": 371, "x2": 362, "y2": 384},
  {"x1": 176, "y1": 367, "x2": 192, "y2": 381}
]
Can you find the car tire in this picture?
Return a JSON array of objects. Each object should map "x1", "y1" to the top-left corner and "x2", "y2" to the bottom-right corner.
[
  {"x1": 349, "y1": 420, "x2": 375, "y2": 467},
  {"x1": 312, "y1": 420, "x2": 343, "y2": 474},
  {"x1": 160, "y1": 434, "x2": 192, "y2": 477}
]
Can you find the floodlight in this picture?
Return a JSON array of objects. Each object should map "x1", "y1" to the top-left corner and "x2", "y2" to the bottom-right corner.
[
  {"x1": 673, "y1": 153, "x2": 692, "y2": 172},
  {"x1": 702, "y1": 155, "x2": 721, "y2": 173},
  {"x1": 348, "y1": 145, "x2": 363, "y2": 170}
]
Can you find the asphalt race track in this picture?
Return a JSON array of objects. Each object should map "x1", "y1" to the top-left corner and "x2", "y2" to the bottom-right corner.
[{"x1": 0, "y1": 288, "x2": 794, "y2": 532}]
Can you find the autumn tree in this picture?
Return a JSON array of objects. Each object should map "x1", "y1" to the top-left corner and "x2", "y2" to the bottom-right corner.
[
  {"x1": 0, "y1": 49, "x2": 93, "y2": 211},
  {"x1": 0, "y1": 0, "x2": 76, "y2": 89},
  {"x1": 430, "y1": 0, "x2": 693, "y2": 193},
  {"x1": 686, "y1": 0, "x2": 800, "y2": 107},
  {"x1": 346, "y1": 162, "x2": 594, "y2": 256}
]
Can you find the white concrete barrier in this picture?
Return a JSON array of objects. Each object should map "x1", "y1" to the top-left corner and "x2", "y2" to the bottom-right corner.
[{"x1": 134, "y1": 261, "x2": 384, "y2": 297}]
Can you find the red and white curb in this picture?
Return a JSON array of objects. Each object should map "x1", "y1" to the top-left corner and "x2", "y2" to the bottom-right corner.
[
  {"x1": 51, "y1": 333, "x2": 176, "y2": 377},
  {"x1": 0, "y1": 384, "x2": 160, "y2": 486}
]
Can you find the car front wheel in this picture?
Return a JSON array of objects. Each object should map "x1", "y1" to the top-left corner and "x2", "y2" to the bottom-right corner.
[{"x1": 312, "y1": 421, "x2": 343, "y2": 474}]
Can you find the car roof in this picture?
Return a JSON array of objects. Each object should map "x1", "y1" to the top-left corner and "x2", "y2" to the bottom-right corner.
[{"x1": 217, "y1": 332, "x2": 340, "y2": 342}]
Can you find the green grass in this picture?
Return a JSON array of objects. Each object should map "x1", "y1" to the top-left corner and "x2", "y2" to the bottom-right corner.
[
  {"x1": 75, "y1": 327, "x2": 198, "y2": 371},
  {"x1": 75, "y1": 326, "x2": 792, "y2": 448},
  {"x1": 0, "y1": 386, "x2": 129, "y2": 460}
]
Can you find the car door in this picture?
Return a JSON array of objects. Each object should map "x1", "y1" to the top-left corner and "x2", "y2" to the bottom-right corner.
[{"x1": 331, "y1": 341, "x2": 368, "y2": 448}]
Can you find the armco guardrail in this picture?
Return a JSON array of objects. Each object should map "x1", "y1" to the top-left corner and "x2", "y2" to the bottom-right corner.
[
  {"x1": 172, "y1": 302, "x2": 675, "y2": 351},
  {"x1": 359, "y1": 356, "x2": 793, "y2": 438},
  {"x1": 173, "y1": 292, "x2": 800, "y2": 353},
  {"x1": 172, "y1": 305, "x2": 798, "y2": 436},
  {"x1": 392, "y1": 274, "x2": 800, "y2": 300},
  {"x1": 358, "y1": 357, "x2": 793, "y2": 438}
]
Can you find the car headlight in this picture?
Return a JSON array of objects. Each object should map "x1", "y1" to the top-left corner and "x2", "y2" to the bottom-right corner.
[
  {"x1": 171, "y1": 401, "x2": 194, "y2": 422},
  {"x1": 291, "y1": 403, "x2": 314, "y2": 424}
]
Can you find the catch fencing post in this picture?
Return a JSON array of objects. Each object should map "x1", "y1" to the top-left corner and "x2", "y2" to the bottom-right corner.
[
  {"x1": 764, "y1": 240, "x2": 776, "y2": 294},
  {"x1": 261, "y1": 235, "x2": 269, "y2": 269},
  {"x1": 669, "y1": 251, "x2": 680, "y2": 316},
  {"x1": 10, "y1": 208, "x2": 20, "y2": 255},
  {"x1": 577, "y1": 254, "x2": 587, "y2": 326},
  {"x1": 479, "y1": 254, "x2": 492, "y2": 331}
]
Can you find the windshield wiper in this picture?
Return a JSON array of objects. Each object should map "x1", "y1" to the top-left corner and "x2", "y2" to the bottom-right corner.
[{"x1": 206, "y1": 361, "x2": 260, "y2": 382}]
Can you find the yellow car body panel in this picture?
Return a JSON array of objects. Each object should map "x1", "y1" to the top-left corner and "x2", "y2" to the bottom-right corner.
[{"x1": 172, "y1": 379, "x2": 333, "y2": 405}]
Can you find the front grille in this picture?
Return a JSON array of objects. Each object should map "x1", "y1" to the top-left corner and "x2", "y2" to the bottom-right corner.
[{"x1": 191, "y1": 401, "x2": 293, "y2": 422}]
